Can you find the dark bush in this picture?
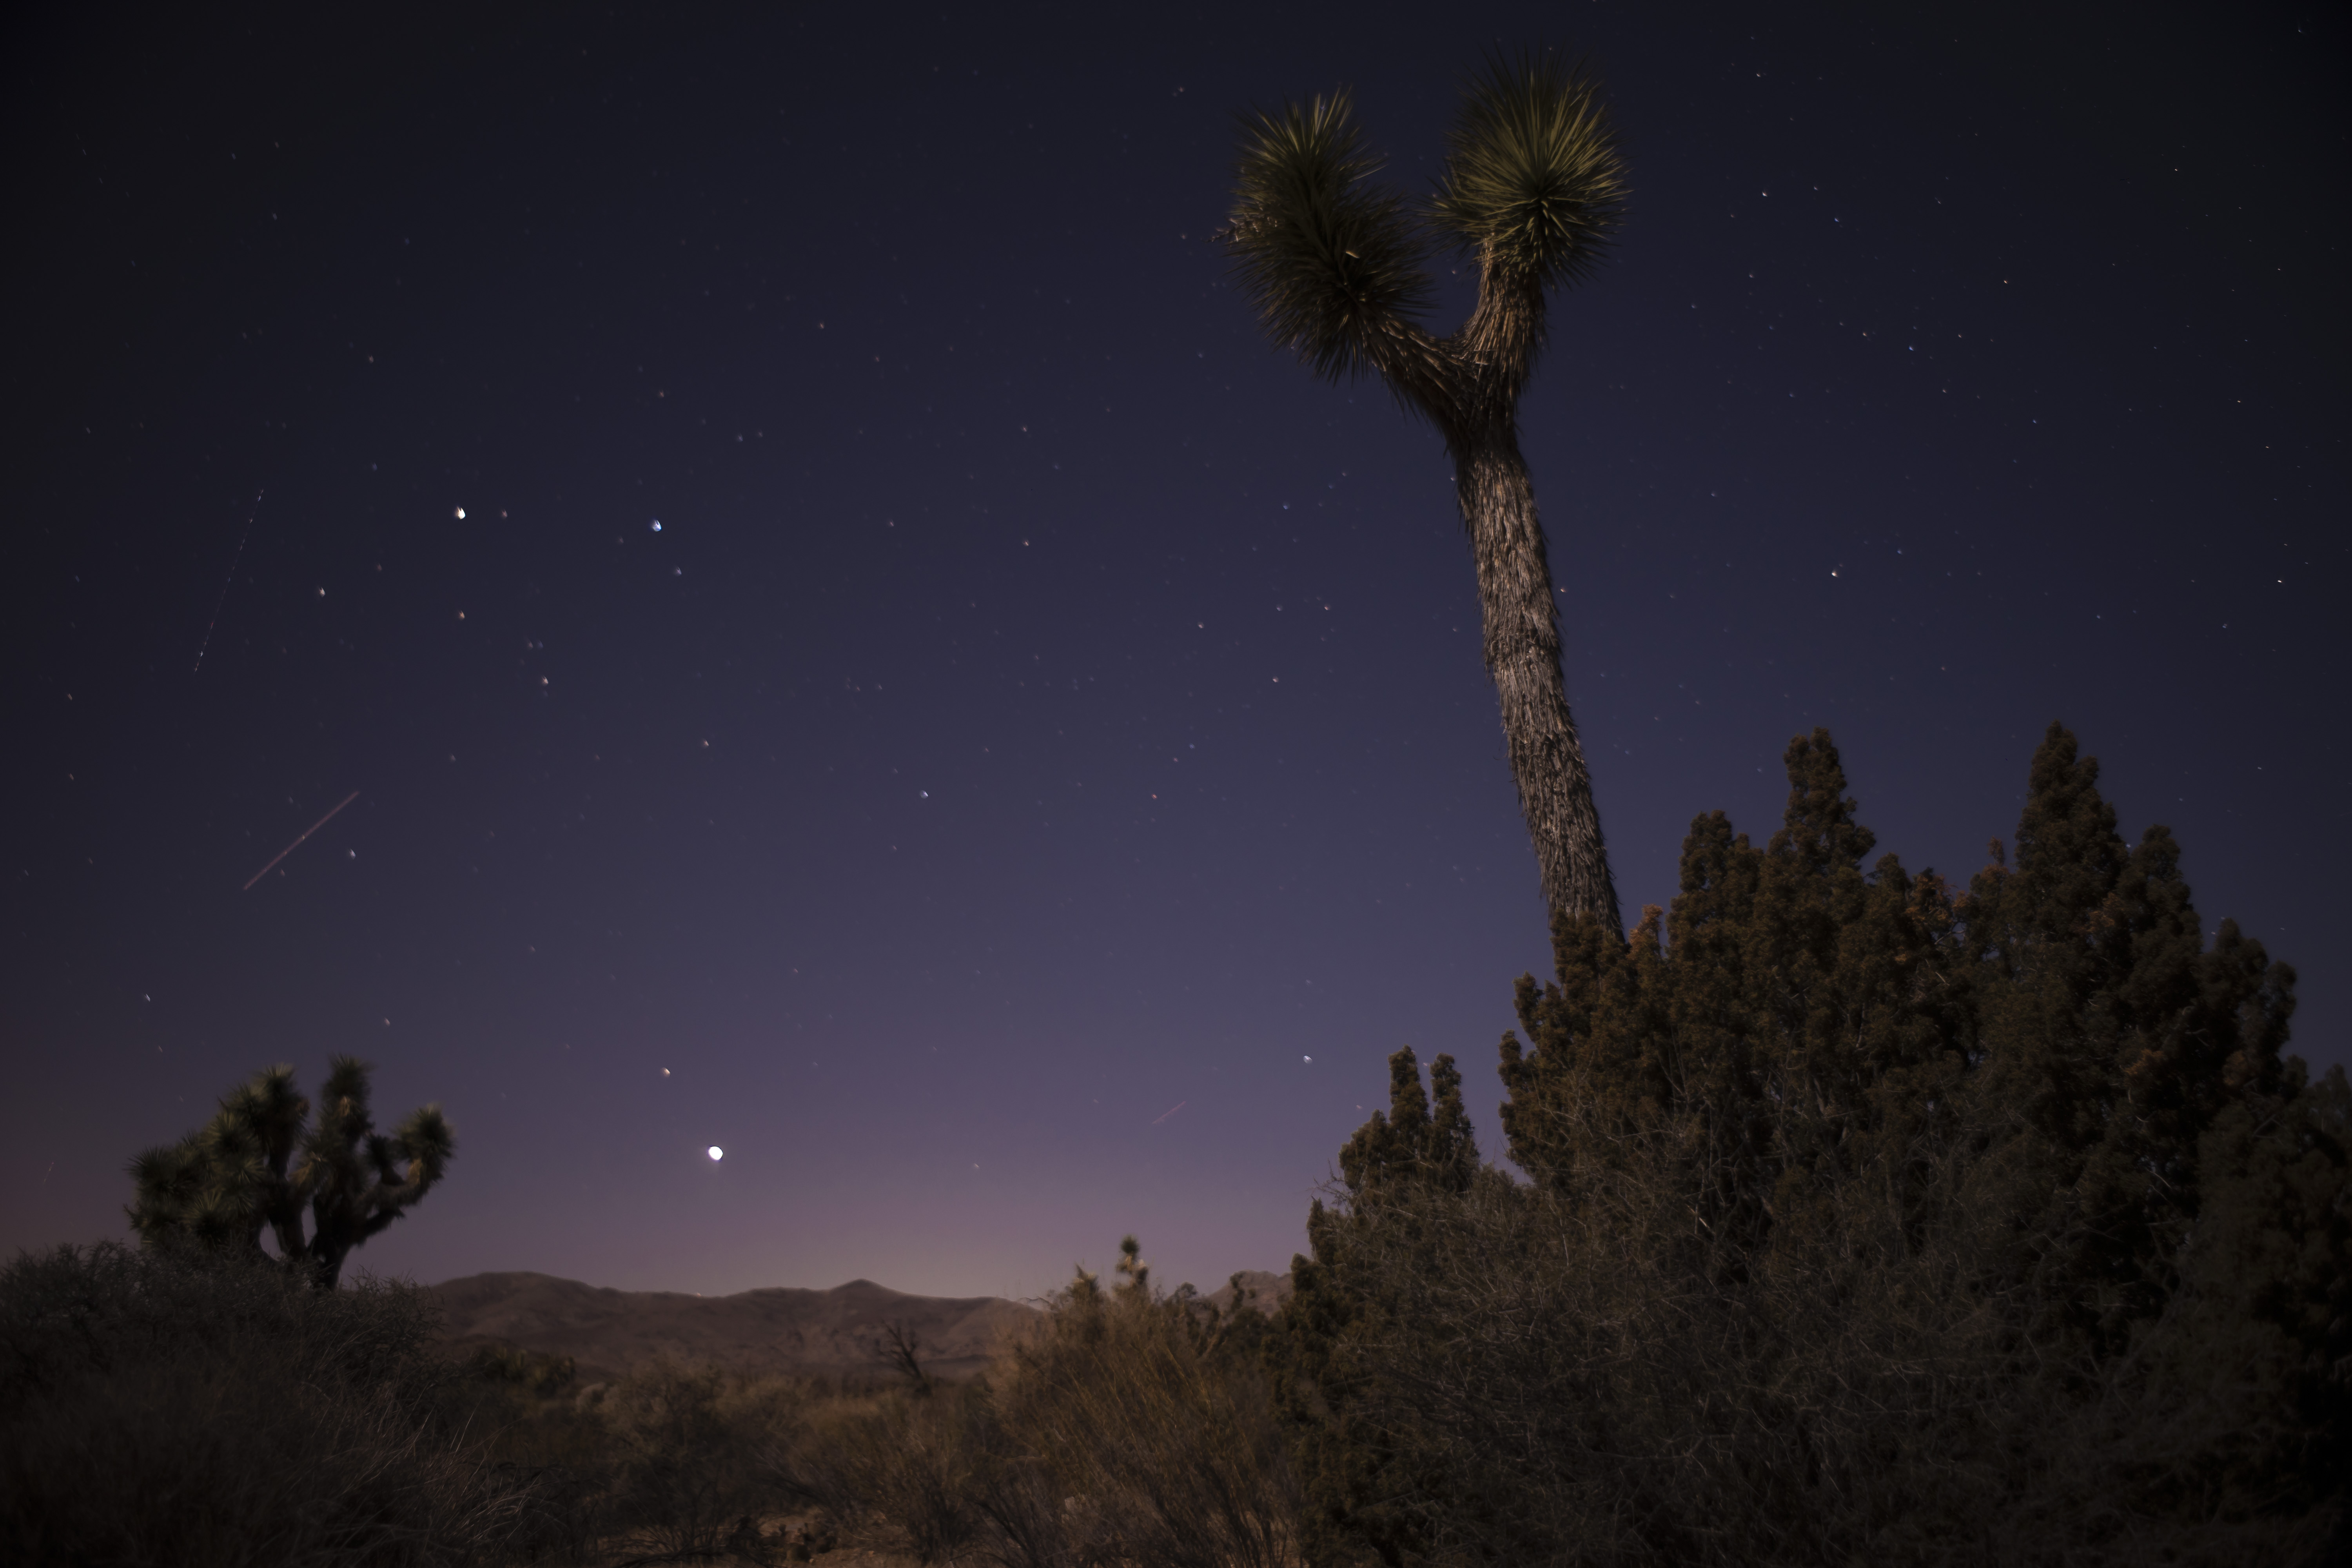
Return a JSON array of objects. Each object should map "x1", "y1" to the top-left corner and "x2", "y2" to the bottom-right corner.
[
  {"x1": 0, "y1": 1241, "x2": 576, "y2": 1566},
  {"x1": 466, "y1": 1344, "x2": 577, "y2": 1399},
  {"x1": 596, "y1": 1355, "x2": 796, "y2": 1557},
  {"x1": 987, "y1": 1240, "x2": 1295, "y2": 1568},
  {"x1": 764, "y1": 1371, "x2": 987, "y2": 1562},
  {"x1": 1276, "y1": 726, "x2": 2350, "y2": 1566},
  {"x1": 763, "y1": 1239, "x2": 1298, "y2": 1566}
]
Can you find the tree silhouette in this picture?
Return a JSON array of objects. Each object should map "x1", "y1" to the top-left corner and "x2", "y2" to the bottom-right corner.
[
  {"x1": 1270, "y1": 727, "x2": 2347, "y2": 1562},
  {"x1": 1220, "y1": 50, "x2": 1629, "y2": 933},
  {"x1": 1275, "y1": 1048, "x2": 1483, "y2": 1566},
  {"x1": 875, "y1": 1318, "x2": 936, "y2": 1397},
  {"x1": 127, "y1": 1056, "x2": 453, "y2": 1289}
]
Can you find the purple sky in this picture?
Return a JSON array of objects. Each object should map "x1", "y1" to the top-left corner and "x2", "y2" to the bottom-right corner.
[{"x1": 6, "y1": 2, "x2": 2343, "y2": 1302}]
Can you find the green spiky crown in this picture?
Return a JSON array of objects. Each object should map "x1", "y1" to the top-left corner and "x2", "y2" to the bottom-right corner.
[
  {"x1": 1221, "y1": 49, "x2": 1626, "y2": 382},
  {"x1": 1429, "y1": 53, "x2": 1626, "y2": 289},
  {"x1": 126, "y1": 1057, "x2": 454, "y2": 1287}
]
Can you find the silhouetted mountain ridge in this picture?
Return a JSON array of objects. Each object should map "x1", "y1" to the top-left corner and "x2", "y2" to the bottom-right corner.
[
  {"x1": 430, "y1": 1267, "x2": 1292, "y2": 1383},
  {"x1": 430, "y1": 1270, "x2": 1034, "y2": 1383}
]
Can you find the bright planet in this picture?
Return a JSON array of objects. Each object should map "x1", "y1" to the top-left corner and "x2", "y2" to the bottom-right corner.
[{"x1": 707, "y1": 1146, "x2": 723, "y2": 1161}]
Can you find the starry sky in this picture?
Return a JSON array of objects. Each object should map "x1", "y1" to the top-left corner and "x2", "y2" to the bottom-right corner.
[{"x1": 5, "y1": 2, "x2": 2344, "y2": 1301}]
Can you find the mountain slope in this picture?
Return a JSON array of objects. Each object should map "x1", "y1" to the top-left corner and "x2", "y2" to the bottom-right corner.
[{"x1": 430, "y1": 1271, "x2": 1038, "y2": 1383}]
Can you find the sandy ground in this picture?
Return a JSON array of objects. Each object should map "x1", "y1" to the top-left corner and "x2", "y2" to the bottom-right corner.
[{"x1": 592, "y1": 1506, "x2": 932, "y2": 1565}]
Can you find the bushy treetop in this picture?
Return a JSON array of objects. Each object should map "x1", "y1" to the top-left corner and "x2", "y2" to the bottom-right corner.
[{"x1": 127, "y1": 1056, "x2": 452, "y2": 1290}]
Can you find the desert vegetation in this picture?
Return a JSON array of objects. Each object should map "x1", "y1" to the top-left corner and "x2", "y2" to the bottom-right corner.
[
  {"x1": 127, "y1": 1056, "x2": 454, "y2": 1290},
  {"x1": 8, "y1": 726, "x2": 2343, "y2": 1564},
  {"x1": 0, "y1": 1231, "x2": 1292, "y2": 1565},
  {"x1": 1273, "y1": 726, "x2": 2348, "y2": 1566},
  {"x1": 0, "y1": 1240, "x2": 577, "y2": 1565}
]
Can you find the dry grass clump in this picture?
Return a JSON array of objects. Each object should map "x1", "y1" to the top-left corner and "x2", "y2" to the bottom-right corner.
[
  {"x1": 593, "y1": 1356, "x2": 808, "y2": 1558},
  {"x1": 777, "y1": 1385, "x2": 982, "y2": 1561},
  {"x1": 982, "y1": 1248, "x2": 1291, "y2": 1568},
  {"x1": 0, "y1": 1241, "x2": 576, "y2": 1566},
  {"x1": 764, "y1": 1241, "x2": 1299, "y2": 1566},
  {"x1": 0, "y1": 1237, "x2": 1302, "y2": 1565}
]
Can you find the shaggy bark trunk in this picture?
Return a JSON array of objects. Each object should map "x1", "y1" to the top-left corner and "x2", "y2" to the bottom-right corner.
[
  {"x1": 1454, "y1": 439, "x2": 1622, "y2": 934},
  {"x1": 1372, "y1": 260, "x2": 1622, "y2": 936},
  {"x1": 1341, "y1": 258, "x2": 1622, "y2": 934}
]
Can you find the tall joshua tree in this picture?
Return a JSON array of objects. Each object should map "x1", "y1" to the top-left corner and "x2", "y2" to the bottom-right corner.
[
  {"x1": 1221, "y1": 52, "x2": 1628, "y2": 932},
  {"x1": 127, "y1": 1056, "x2": 453, "y2": 1289}
]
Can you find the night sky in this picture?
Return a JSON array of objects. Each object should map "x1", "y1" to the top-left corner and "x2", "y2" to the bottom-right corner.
[{"x1": 6, "y1": 3, "x2": 2344, "y2": 1302}]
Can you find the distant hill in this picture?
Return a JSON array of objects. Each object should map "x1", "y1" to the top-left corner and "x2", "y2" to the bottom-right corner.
[
  {"x1": 430, "y1": 1268, "x2": 1297, "y2": 1385},
  {"x1": 430, "y1": 1272, "x2": 1038, "y2": 1383},
  {"x1": 1202, "y1": 1269, "x2": 1293, "y2": 1317}
]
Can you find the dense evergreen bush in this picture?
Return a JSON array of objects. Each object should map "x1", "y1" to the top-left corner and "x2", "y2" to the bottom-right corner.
[{"x1": 1275, "y1": 726, "x2": 2349, "y2": 1566}]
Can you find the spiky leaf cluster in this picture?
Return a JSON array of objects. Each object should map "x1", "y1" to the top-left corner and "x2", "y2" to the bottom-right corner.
[
  {"x1": 1221, "y1": 90, "x2": 1432, "y2": 383},
  {"x1": 1429, "y1": 52, "x2": 1625, "y2": 289},
  {"x1": 1222, "y1": 55, "x2": 1625, "y2": 389},
  {"x1": 127, "y1": 1056, "x2": 452, "y2": 1289},
  {"x1": 300, "y1": 1056, "x2": 454, "y2": 1261},
  {"x1": 127, "y1": 1065, "x2": 309, "y2": 1258}
]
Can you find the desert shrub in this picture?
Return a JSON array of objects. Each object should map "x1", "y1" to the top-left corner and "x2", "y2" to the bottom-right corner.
[
  {"x1": 596, "y1": 1355, "x2": 795, "y2": 1556},
  {"x1": 1274, "y1": 726, "x2": 2350, "y2": 1566},
  {"x1": 979, "y1": 1239, "x2": 1297, "y2": 1568},
  {"x1": 467, "y1": 1343, "x2": 577, "y2": 1399},
  {"x1": 0, "y1": 1241, "x2": 573, "y2": 1566},
  {"x1": 758, "y1": 1243, "x2": 1295, "y2": 1567},
  {"x1": 770, "y1": 1383, "x2": 982, "y2": 1563},
  {"x1": 441, "y1": 1351, "x2": 614, "y2": 1556}
]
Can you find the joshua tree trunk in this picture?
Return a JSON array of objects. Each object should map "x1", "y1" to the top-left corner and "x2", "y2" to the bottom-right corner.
[
  {"x1": 1349, "y1": 261, "x2": 1621, "y2": 933},
  {"x1": 1373, "y1": 271, "x2": 1622, "y2": 933},
  {"x1": 1457, "y1": 439, "x2": 1621, "y2": 933},
  {"x1": 1222, "y1": 58, "x2": 1631, "y2": 935}
]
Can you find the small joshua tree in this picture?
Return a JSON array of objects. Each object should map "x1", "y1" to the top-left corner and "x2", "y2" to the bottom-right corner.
[
  {"x1": 127, "y1": 1056, "x2": 453, "y2": 1289},
  {"x1": 1221, "y1": 50, "x2": 1630, "y2": 933}
]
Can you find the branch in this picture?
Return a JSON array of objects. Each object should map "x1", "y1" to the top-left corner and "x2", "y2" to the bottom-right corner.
[
  {"x1": 875, "y1": 1318, "x2": 935, "y2": 1396},
  {"x1": 1220, "y1": 90, "x2": 1443, "y2": 394}
]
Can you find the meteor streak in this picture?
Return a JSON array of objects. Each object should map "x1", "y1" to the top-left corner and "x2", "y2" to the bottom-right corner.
[
  {"x1": 194, "y1": 488, "x2": 262, "y2": 675},
  {"x1": 243, "y1": 790, "x2": 360, "y2": 889},
  {"x1": 1151, "y1": 1101, "x2": 1187, "y2": 1125}
]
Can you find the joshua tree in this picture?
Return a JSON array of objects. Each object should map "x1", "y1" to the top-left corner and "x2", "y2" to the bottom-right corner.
[
  {"x1": 127, "y1": 1056, "x2": 453, "y2": 1289},
  {"x1": 1220, "y1": 51, "x2": 1628, "y2": 933}
]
